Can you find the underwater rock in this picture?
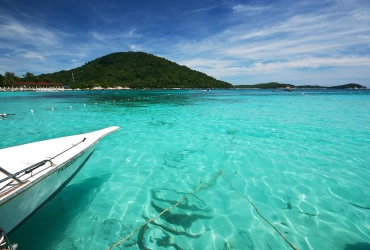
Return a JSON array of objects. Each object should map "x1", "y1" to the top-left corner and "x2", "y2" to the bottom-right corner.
[
  {"x1": 151, "y1": 188, "x2": 209, "y2": 212},
  {"x1": 150, "y1": 201, "x2": 212, "y2": 230},
  {"x1": 138, "y1": 225, "x2": 182, "y2": 250}
]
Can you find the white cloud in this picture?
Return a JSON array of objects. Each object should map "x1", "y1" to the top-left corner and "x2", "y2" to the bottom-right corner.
[
  {"x1": 232, "y1": 4, "x2": 270, "y2": 13},
  {"x1": 167, "y1": 1, "x2": 370, "y2": 86},
  {"x1": 90, "y1": 29, "x2": 140, "y2": 44},
  {"x1": 90, "y1": 32, "x2": 108, "y2": 43},
  {"x1": 193, "y1": 5, "x2": 218, "y2": 13},
  {"x1": 0, "y1": 16, "x2": 61, "y2": 48},
  {"x1": 248, "y1": 57, "x2": 370, "y2": 74},
  {"x1": 23, "y1": 52, "x2": 44, "y2": 60},
  {"x1": 1, "y1": 0, "x2": 369, "y2": 86}
]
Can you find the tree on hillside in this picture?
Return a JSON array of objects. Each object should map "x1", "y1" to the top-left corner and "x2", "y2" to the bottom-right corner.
[
  {"x1": 22, "y1": 72, "x2": 37, "y2": 82},
  {"x1": 2, "y1": 72, "x2": 18, "y2": 86},
  {"x1": 23, "y1": 72, "x2": 33, "y2": 78},
  {"x1": 23, "y1": 72, "x2": 34, "y2": 78},
  {"x1": 4, "y1": 72, "x2": 15, "y2": 78}
]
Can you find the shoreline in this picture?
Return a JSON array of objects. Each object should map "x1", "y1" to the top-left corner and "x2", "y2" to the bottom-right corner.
[{"x1": 0, "y1": 87, "x2": 368, "y2": 92}]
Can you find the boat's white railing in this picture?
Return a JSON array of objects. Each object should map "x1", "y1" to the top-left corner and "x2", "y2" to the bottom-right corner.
[
  {"x1": 0, "y1": 137, "x2": 87, "y2": 196},
  {"x1": 1, "y1": 226, "x2": 18, "y2": 249},
  {"x1": 0, "y1": 159, "x2": 53, "y2": 184},
  {"x1": 0, "y1": 160, "x2": 54, "y2": 197}
]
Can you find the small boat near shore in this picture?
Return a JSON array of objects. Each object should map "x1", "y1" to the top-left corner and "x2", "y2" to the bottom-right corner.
[
  {"x1": 284, "y1": 87, "x2": 293, "y2": 91},
  {"x1": 0, "y1": 126, "x2": 119, "y2": 245}
]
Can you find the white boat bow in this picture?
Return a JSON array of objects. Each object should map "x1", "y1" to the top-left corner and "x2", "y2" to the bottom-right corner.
[{"x1": 0, "y1": 126, "x2": 119, "y2": 237}]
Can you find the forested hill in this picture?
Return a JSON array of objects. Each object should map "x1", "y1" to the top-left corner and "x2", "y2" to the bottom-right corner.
[
  {"x1": 233, "y1": 82, "x2": 367, "y2": 89},
  {"x1": 38, "y1": 52, "x2": 232, "y2": 89}
]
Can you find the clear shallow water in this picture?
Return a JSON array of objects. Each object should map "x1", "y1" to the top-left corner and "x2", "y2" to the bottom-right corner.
[{"x1": 1, "y1": 89, "x2": 370, "y2": 250}]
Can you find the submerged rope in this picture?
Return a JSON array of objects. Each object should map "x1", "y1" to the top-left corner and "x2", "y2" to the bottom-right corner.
[
  {"x1": 220, "y1": 173, "x2": 298, "y2": 250},
  {"x1": 107, "y1": 170, "x2": 298, "y2": 250}
]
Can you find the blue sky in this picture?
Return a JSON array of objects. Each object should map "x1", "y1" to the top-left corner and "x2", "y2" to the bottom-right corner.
[{"x1": 1, "y1": 0, "x2": 369, "y2": 86}]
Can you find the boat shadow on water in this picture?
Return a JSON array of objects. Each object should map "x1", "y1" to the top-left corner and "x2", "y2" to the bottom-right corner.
[
  {"x1": 344, "y1": 242, "x2": 370, "y2": 250},
  {"x1": 9, "y1": 174, "x2": 111, "y2": 250}
]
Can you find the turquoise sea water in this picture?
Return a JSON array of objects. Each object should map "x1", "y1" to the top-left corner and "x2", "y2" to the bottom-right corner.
[{"x1": 1, "y1": 89, "x2": 370, "y2": 250}]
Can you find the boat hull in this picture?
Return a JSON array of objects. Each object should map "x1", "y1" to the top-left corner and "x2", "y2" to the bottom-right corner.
[
  {"x1": 0, "y1": 144, "x2": 95, "y2": 234},
  {"x1": 0, "y1": 126, "x2": 119, "y2": 234}
]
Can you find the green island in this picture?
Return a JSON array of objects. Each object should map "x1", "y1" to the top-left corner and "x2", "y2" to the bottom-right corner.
[
  {"x1": 233, "y1": 82, "x2": 367, "y2": 90},
  {"x1": 0, "y1": 52, "x2": 367, "y2": 90},
  {"x1": 0, "y1": 52, "x2": 231, "y2": 89}
]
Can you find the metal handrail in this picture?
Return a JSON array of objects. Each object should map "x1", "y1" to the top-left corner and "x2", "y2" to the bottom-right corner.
[
  {"x1": 0, "y1": 137, "x2": 86, "y2": 185},
  {"x1": 0, "y1": 226, "x2": 17, "y2": 250},
  {"x1": 0, "y1": 160, "x2": 51, "y2": 184}
]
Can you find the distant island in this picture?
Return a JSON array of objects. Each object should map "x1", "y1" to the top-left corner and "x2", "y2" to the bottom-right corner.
[
  {"x1": 233, "y1": 82, "x2": 367, "y2": 90},
  {"x1": 0, "y1": 52, "x2": 367, "y2": 90}
]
